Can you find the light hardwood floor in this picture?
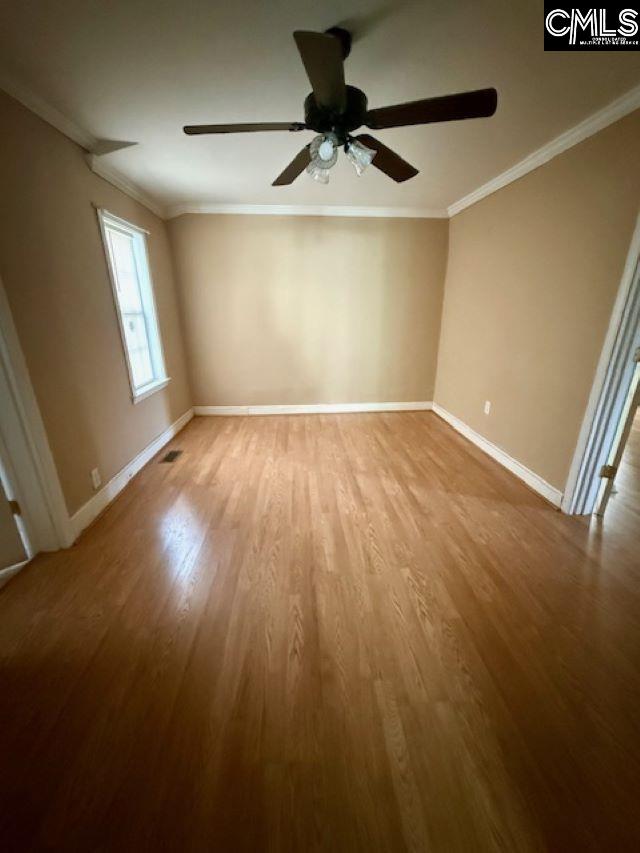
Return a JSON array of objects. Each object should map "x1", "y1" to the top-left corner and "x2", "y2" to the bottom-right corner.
[{"x1": 1, "y1": 412, "x2": 639, "y2": 851}]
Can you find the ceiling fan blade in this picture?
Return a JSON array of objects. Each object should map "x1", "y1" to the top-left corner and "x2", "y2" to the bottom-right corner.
[
  {"x1": 272, "y1": 145, "x2": 312, "y2": 186},
  {"x1": 183, "y1": 122, "x2": 304, "y2": 135},
  {"x1": 355, "y1": 135, "x2": 419, "y2": 183},
  {"x1": 366, "y1": 88, "x2": 498, "y2": 130},
  {"x1": 293, "y1": 31, "x2": 347, "y2": 112}
]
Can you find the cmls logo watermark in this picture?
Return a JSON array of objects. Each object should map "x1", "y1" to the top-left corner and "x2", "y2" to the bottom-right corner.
[{"x1": 544, "y1": 4, "x2": 639, "y2": 49}]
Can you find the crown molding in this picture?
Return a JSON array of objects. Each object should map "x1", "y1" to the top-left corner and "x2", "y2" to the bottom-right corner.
[
  {"x1": 0, "y1": 74, "x2": 166, "y2": 220},
  {"x1": 86, "y1": 155, "x2": 166, "y2": 219},
  {"x1": 4, "y1": 69, "x2": 639, "y2": 225},
  {"x1": 448, "y1": 83, "x2": 640, "y2": 218},
  {"x1": 169, "y1": 85, "x2": 640, "y2": 221},
  {"x1": 166, "y1": 203, "x2": 449, "y2": 220},
  {"x1": 0, "y1": 72, "x2": 95, "y2": 151}
]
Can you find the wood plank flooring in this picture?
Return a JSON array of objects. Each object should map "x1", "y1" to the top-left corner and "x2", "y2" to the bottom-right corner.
[{"x1": 1, "y1": 412, "x2": 639, "y2": 851}]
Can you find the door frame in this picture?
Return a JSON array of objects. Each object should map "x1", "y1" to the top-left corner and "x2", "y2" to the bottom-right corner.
[
  {"x1": 0, "y1": 277, "x2": 73, "y2": 554},
  {"x1": 563, "y1": 212, "x2": 640, "y2": 515},
  {"x1": 0, "y1": 424, "x2": 33, "y2": 560},
  {"x1": 595, "y1": 365, "x2": 640, "y2": 516}
]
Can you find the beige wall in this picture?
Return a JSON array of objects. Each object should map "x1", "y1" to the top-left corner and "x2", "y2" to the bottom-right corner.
[
  {"x1": 0, "y1": 90, "x2": 192, "y2": 515},
  {"x1": 435, "y1": 109, "x2": 640, "y2": 491},
  {"x1": 169, "y1": 214, "x2": 448, "y2": 407}
]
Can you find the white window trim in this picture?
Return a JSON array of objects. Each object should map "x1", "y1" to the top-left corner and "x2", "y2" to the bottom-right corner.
[
  {"x1": 132, "y1": 375, "x2": 171, "y2": 404},
  {"x1": 96, "y1": 208, "x2": 170, "y2": 404}
]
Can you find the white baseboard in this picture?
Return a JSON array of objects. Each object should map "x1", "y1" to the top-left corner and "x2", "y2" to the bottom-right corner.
[
  {"x1": 69, "y1": 409, "x2": 194, "y2": 540},
  {"x1": 194, "y1": 401, "x2": 433, "y2": 416},
  {"x1": 0, "y1": 559, "x2": 29, "y2": 590},
  {"x1": 432, "y1": 403, "x2": 563, "y2": 508}
]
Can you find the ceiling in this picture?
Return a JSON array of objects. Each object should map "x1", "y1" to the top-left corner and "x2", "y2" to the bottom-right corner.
[{"x1": 1, "y1": 0, "x2": 639, "y2": 215}]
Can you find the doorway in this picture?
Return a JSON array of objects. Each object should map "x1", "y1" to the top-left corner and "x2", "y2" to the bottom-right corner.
[
  {"x1": 596, "y1": 362, "x2": 640, "y2": 519},
  {"x1": 0, "y1": 468, "x2": 28, "y2": 587},
  {"x1": 0, "y1": 276, "x2": 73, "y2": 588},
  {"x1": 563, "y1": 215, "x2": 640, "y2": 516}
]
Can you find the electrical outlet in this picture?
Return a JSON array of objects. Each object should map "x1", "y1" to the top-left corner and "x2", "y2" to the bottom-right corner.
[
  {"x1": 484, "y1": 400, "x2": 491, "y2": 415},
  {"x1": 91, "y1": 467, "x2": 102, "y2": 490}
]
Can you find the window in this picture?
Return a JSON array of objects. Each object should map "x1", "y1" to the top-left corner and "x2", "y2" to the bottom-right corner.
[{"x1": 97, "y1": 209, "x2": 169, "y2": 403}]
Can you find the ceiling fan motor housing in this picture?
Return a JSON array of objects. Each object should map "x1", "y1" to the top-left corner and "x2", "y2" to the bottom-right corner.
[
  {"x1": 324, "y1": 26, "x2": 352, "y2": 58},
  {"x1": 304, "y1": 86, "x2": 368, "y2": 143}
]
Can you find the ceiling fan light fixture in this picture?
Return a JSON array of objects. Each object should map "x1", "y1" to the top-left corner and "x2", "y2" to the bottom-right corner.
[
  {"x1": 310, "y1": 132, "x2": 338, "y2": 164},
  {"x1": 347, "y1": 138, "x2": 376, "y2": 176},
  {"x1": 318, "y1": 138, "x2": 335, "y2": 161},
  {"x1": 306, "y1": 161, "x2": 331, "y2": 183},
  {"x1": 184, "y1": 27, "x2": 498, "y2": 187},
  {"x1": 306, "y1": 133, "x2": 338, "y2": 182}
]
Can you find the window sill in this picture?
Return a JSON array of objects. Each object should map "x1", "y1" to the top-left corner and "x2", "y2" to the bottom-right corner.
[{"x1": 132, "y1": 377, "x2": 171, "y2": 404}]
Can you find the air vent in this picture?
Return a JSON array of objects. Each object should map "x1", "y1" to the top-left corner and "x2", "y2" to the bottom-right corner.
[{"x1": 160, "y1": 450, "x2": 182, "y2": 463}]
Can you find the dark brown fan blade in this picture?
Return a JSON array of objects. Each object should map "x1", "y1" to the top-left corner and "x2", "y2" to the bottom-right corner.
[
  {"x1": 293, "y1": 31, "x2": 347, "y2": 112},
  {"x1": 355, "y1": 135, "x2": 418, "y2": 183},
  {"x1": 272, "y1": 145, "x2": 312, "y2": 186},
  {"x1": 366, "y1": 88, "x2": 497, "y2": 130},
  {"x1": 183, "y1": 122, "x2": 304, "y2": 135}
]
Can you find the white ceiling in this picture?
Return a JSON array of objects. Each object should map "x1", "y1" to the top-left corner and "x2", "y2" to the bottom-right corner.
[{"x1": 1, "y1": 0, "x2": 639, "y2": 214}]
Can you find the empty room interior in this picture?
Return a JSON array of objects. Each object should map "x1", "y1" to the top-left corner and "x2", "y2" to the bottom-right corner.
[{"x1": 1, "y1": 2, "x2": 640, "y2": 850}]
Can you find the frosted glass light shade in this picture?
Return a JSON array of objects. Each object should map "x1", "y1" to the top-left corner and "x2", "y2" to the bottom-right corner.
[
  {"x1": 306, "y1": 162, "x2": 330, "y2": 183},
  {"x1": 318, "y1": 139, "x2": 335, "y2": 161},
  {"x1": 347, "y1": 139, "x2": 376, "y2": 176},
  {"x1": 306, "y1": 134, "x2": 338, "y2": 183}
]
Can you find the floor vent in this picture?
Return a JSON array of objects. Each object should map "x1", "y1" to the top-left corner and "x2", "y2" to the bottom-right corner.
[{"x1": 160, "y1": 450, "x2": 182, "y2": 463}]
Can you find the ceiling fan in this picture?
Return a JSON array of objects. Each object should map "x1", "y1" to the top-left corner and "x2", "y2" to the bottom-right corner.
[{"x1": 183, "y1": 27, "x2": 498, "y2": 186}]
